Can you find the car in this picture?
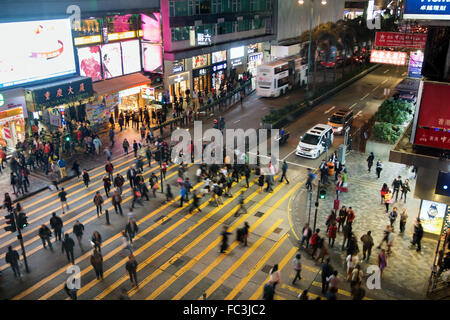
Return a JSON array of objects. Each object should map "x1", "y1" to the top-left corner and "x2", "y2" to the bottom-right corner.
[
  {"x1": 296, "y1": 124, "x2": 334, "y2": 159},
  {"x1": 328, "y1": 109, "x2": 354, "y2": 135}
]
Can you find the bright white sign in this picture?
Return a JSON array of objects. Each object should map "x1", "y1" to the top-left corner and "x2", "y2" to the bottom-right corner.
[{"x1": 230, "y1": 46, "x2": 245, "y2": 59}]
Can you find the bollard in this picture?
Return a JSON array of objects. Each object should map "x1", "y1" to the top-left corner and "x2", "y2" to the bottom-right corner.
[{"x1": 105, "y1": 209, "x2": 110, "y2": 225}]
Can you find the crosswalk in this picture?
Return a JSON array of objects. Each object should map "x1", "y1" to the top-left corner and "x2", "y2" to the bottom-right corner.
[{"x1": 3, "y1": 148, "x2": 374, "y2": 301}]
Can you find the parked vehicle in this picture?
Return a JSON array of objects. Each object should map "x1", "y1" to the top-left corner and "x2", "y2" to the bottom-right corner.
[{"x1": 296, "y1": 124, "x2": 334, "y2": 159}]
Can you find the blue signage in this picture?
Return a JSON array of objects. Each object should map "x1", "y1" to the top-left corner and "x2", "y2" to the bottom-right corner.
[{"x1": 404, "y1": 0, "x2": 450, "y2": 20}]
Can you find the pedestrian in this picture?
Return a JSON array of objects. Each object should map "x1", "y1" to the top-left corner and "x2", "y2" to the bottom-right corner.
[
  {"x1": 3, "y1": 192, "x2": 12, "y2": 212},
  {"x1": 326, "y1": 271, "x2": 341, "y2": 299},
  {"x1": 125, "y1": 218, "x2": 139, "y2": 243},
  {"x1": 234, "y1": 191, "x2": 247, "y2": 217},
  {"x1": 165, "y1": 184, "x2": 173, "y2": 202},
  {"x1": 72, "y1": 220, "x2": 85, "y2": 251},
  {"x1": 219, "y1": 226, "x2": 232, "y2": 253},
  {"x1": 269, "y1": 264, "x2": 281, "y2": 292},
  {"x1": 58, "y1": 187, "x2": 69, "y2": 214},
  {"x1": 93, "y1": 191, "x2": 104, "y2": 217},
  {"x1": 39, "y1": 224, "x2": 53, "y2": 250},
  {"x1": 105, "y1": 147, "x2": 112, "y2": 161},
  {"x1": 367, "y1": 152, "x2": 374, "y2": 172},
  {"x1": 411, "y1": 220, "x2": 424, "y2": 252},
  {"x1": 61, "y1": 234, "x2": 75, "y2": 264},
  {"x1": 131, "y1": 187, "x2": 143, "y2": 208},
  {"x1": 342, "y1": 223, "x2": 352, "y2": 251},
  {"x1": 292, "y1": 254, "x2": 302, "y2": 285},
  {"x1": 57, "y1": 158, "x2": 67, "y2": 179},
  {"x1": 82, "y1": 169, "x2": 90, "y2": 188},
  {"x1": 105, "y1": 161, "x2": 114, "y2": 181},
  {"x1": 179, "y1": 184, "x2": 187, "y2": 207},
  {"x1": 400, "y1": 179, "x2": 411, "y2": 203},
  {"x1": 300, "y1": 223, "x2": 312, "y2": 248},
  {"x1": 114, "y1": 174, "x2": 125, "y2": 194},
  {"x1": 49, "y1": 212, "x2": 63, "y2": 241},
  {"x1": 360, "y1": 231, "x2": 374, "y2": 262},
  {"x1": 392, "y1": 176, "x2": 402, "y2": 202},
  {"x1": 375, "y1": 160, "x2": 382, "y2": 179},
  {"x1": 327, "y1": 222, "x2": 337, "y2": 248},
  {"x1": 350, "y1": 264, "x2": 363, "y2": 290},
  {"x1": 145, "y1": 147, "x2": 152, "y2": 168},
  {"x1": 112, "y1": 190, "x2": 123, "y2": 215},
  {"x1": 346, "y1": 207, "x2": 355, "y2": 227},
  {"x1": 279, "y1": 160, "x2": 289, "y2": 184},
  {"x1": 310, "y1": 229, "x2": 321, "y2": 258},
  {"x1": 125, "y1": 254, "x2": 139, "y2": 287},
  {"x1": 136, "y1": 155, "x2": 144, "y2": 173},
  {"x1": 321, "y1": 258, "x2": 333, "y2": 294},
  {"x1": 188, "y1": 190, "x2": 202, "y2": 214},
  {"x1": 72, "y1": 160, "x2": 81, "y2": 179},
  {"x1": 258, "y1": 174, "x2": 264, "y2": 193},
  {"x1": 127, "y1": 166, "x2": 137, "y2": 189},
  {"x1": 399, "y1": 208, "x2": 408, "y2": 233},
  {"x1": 337, "y1": 205, "x2": 347, "y2": 232},
  {"x1": 109, "y1": 128, "x2": 115, "y2": 146},
  {"x1": 380, "y1": 183, "x2": 389, "y2": 204},
  {"x1": 133, "y1": 140, "x2": 139, "y2": 158},
  {"x1": 123, "y1": 138, "x2": 130, "y2": 155},
  {"x1": 384, "y1": 189, "x2": 393, "y2": 213},
  {"x1": 389, "y1": 207, "x2": 398, "y2": 228},
  {"x1": 351, "y1": 282, "x2": 366, "y2": 300},
  {"x1": 102, "y1": 175, "x2": 112, "y2": 197},
  {"x1": 377, "y1": 249, "x2": 387, "y2": 278},
  {"x1": 90, "y1": 249, "x2": 104, "y2": 280},
  {"x1": 263, "y1": 282, "x2": 274, "y2": 300},
  {"x1": 64, "y1": 283, "x2": 77, "y2": 300},
  {"x1": 91, "y1": 231, "x2": 102, "y2": 252},
  {"x1": 377, "y1": 224, "x2": 392, "y2": 249},
  {"x1": 5, "y1": 246, "x2": 21, "y2": 278}
]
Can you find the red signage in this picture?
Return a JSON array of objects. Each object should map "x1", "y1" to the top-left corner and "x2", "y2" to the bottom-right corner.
[
  {"x1": 370, "y1": 50, "x2": 407, "y2": 66},
  {"x1": 414, "y1": 82, "x2": 450, "y2": 150},
  {"x1": 375, "y1": 32, "x2": 427, "y2": 49}
]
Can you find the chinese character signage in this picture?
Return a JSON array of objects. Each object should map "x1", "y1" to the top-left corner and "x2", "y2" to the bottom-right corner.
[
  {"x1": 197, "y1": 32, "x2": 211, "y2": 46},
  {"x1": 408, "y1": 50, "x2": 424, "y2": 78},
  {"x1": 404, "y1": 0, "x2": 450, "y2": 20},
  {"x1": 370, "y1": 50, "x2": 408, "y2": 66},
  {"x1": 30, "y1": 77, "x2": 93, "y2": 109},
  {"x1": 413, "y1": 81, "x2": 450, "y2": 150},
  {"x1": 375, "y1": 32, "x2": 427, "y2": 49}
]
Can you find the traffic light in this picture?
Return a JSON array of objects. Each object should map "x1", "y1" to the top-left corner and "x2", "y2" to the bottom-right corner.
[
  {"x1": 319, "y1": 187, "x2": 327, "y2": 199},
  {"x1": 65, "y1": 135, "x2": 71, "y2": 142},
  {"x1": 17, "y1": 212, "x2": 28, "y2": 229},
  {"x1": 4, "y1": 213, "x2": 16, "y2": 232}
]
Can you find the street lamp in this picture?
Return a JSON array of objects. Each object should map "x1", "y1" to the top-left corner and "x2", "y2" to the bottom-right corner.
[{"x1": 298, "y1": 0, "x2": 327, "y2": 104}]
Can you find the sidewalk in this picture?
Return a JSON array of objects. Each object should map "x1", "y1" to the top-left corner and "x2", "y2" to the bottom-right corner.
[{"x1": 290, "y1": 144, "x2": 436, "y2": 299}]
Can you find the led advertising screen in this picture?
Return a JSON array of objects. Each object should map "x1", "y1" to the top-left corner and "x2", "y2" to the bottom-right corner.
[
  {"x1": 370, "y1": 50, "x2": 407, "y2": 66},
  {"x1": 0, "y1": 18, "x2": 77, "y2": 89},
  {"x1": 77, "y1": 46, "x2": 102, "y2": 82},
  {"x1": 121, "y1": 40, "x2": 141, "y2": 75},
  {"x1": 419, "y1": 200, "x2": 447, "y2": 235},
  {"x1": 142, "y1": 43, "x2": 163, "y2": 73},
  {"x1": 212, "y1": 50, "x2": 227, "y2": 64},
  {"x1": 230, "y1": 46, "x2": 245, "y2": 59},
  {"x1": 408, "y1": 50, "x2": 424, "y2": 79},
  {"x1": 404, "y1": 0, "x2": 450, "y2": 20},
  {"x1": 141, "y1": 13, "x2": 161, "y2": 42},
  {"x1": 100, "y1": 43, "x2": 123, "y2": 79},
  {"x1": 375, "y1": 32, "x2": 427, "y2": 49}
]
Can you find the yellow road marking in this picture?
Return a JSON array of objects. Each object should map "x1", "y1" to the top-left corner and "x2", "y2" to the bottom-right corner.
[
  {"x1": 92, "y1": 179, "x2": 260, "y2": 300},
  {"x1": 146, "y1": 181, "x2": 298, "y2": 300},
  {"x1": 225, "y1": 233, "x2": 289, "y2": 300},
  {"x1": 249, "y1": 246, "x2": 298, "y2": 300}
]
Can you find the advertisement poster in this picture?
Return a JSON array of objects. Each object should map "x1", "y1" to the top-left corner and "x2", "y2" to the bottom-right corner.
[
  {"x1": 77, "y1": 46, "x2": 102, "y2": 81},
  {"x1": 404, "y1": 0, "x2": 450, "y2": 20},
  {"x1": 0, "y1": 18, "x2": 77, "y2": 89},
  {"x1": 375, "y1": 32, "x2": 427, "y2": 49},
  {"x1": 370, "y1": 50, "x2": 407, "y2": 66},
  {"x1": 212, "y1": 51, "x2": 227, "y2": 64},
  {"x1": 230, "y1": 46, "x2": 245, "y2": 59},
  {"x1": 104, "y1": 92, "x2": 119, "y2": 110},
  {"x1": 100, "y1": 43, "x2": 123, "y2": 79},
  {"x1": 142, "y1": 43, "x2": 163, "y2": 73},
  {"x1": 192, "y1": 54, "x2": 209, "y2": 69},
  {"x1": 86, "y1": 103, "x2": 108, "y2": 124},
  {"x1": 419, "y1": 200, "x2": 447, "y2": 235},
  {"x1": 141, "y1": 13, "x2": 161, "y2": 43},
  {"x1": 408, "y1": 50, "x2": 424, "y2": 78},
  {"x1": 121, "y1": 40, "x2": 141, "y2": 75},
  {"x1": 414, "y1": 82, "x2": 450, "y2": 149}
]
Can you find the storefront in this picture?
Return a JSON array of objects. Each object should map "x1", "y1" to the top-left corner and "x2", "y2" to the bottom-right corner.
[
  {"x1": 211, "y1": 62, "x2": 228, "y2": 93},
  {"x1": 168, "y1": 71, "x2": 190, "y2": 102},
  {"x1": 25, "y1": 77, "x2": 94, "y2": 130},
  {"x1": 0, "y1": 89, "x2": 28, "y2": 151},
  {"x1": 229, "y1": 46, "x2": 246, "y2": 80},
  {"x1": 192, "y1": 54, "x2": 211, "y2": 93},
  {"x1": 248, "y1": 52, "x2": 264, "y2": 89}
]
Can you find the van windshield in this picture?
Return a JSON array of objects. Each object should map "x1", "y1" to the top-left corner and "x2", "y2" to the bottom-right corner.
[
  {"x1": 301, "y1": 133, "x2": 320, "y2": 145},
  {"x1": 329, "y1": 115, "x2": 344, "y2": 124}
]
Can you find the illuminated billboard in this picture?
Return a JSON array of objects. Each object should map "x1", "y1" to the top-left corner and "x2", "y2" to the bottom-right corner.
[
  {"x1": 141, "y1": 13, "x2": 161, "y2": 42},
  {"x1": 0, "y1": 18, "x2": 77, "y2": 89},
  {"x1": 419, "y1": 200, "x2": 447, "y2": 235},
  {"x1": 404, "y1": 0, "x2": 450, "y2": 20},
  {"x1": 370, "y1": 50, "x2": 407, "y2": 66},
  {"x1": 100, "y1": 43, "x2": 123, "y2": 79},
  {"x1": 142, "y1": 43, "x2": 163, "y2": 73},
  {"x1": 77, "y1": 46, "x2": 102, "y2": 82},
  {"x1": 212, "y1": 50, "x2": 227, "y2": 64},
  {"x1": 121, "y1": 40, "x2": 141, "y2": 75},
  {"x1": 230, "y1": 46, "x2": 245, "y2": 59}
]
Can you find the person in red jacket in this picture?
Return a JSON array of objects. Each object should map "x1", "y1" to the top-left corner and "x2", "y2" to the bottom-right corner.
[
  {"x1": 328, "y1": 222, "x2": 338, "y2": 248},
  {"x1": 105, "y1": 161, "x2": 114, "y2": 180},
  {"x1": 310, "y1": 229, "x2": 321, "y2": 258},
  {"x1": 347, "y1": 207, "x2": 355, "y2": 227}
]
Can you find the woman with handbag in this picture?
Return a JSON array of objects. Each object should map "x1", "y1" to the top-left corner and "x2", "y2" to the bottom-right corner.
[
  {"x1": 384, "y1": 189, "x2": 393, "y2": 213},
  {"x1": 269, "y1": 264, "x2": 281, "y2": 292},
  {"x1": 380, "y1": 183, "x2": 389, "y2": 204}
]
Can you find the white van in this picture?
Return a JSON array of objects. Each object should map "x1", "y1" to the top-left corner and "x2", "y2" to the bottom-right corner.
[{"x1": 296, "y1": 124, "x2": 334, "y2": 159}]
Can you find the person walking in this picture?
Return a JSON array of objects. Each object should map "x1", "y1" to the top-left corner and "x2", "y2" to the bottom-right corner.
[
  {"x1": 327, "y1": 222, "x2": 337, "y2": 248},
  {"x1": 375, "y1": 160, "x2": 383, "y2": 179},
  {"x1": 114, "y1": 174, "x2": 125, "y2": 195},
  {"x1": 377, "y1": 225, "x2": 392, "y2": 249},
  {"x1": 93, "y1": 191, "x2": 104, "y2": 217},
  {"x1": 263, "y1": 282, "x2": 275, "y2": 300},
  {"x1": 411, "y1": 220, "x2": 424, "y2": 252},
  {"x1": 360, "y1": 231, "x2": 374, "y2": 262},
  {"x1": 326, "y1": 271, "x2": 341, "y2": 299},
  {"x1": 123, "y1": 138, "x2": 130, "y2": 155},
  {"x1": 380, "y1": 183, "x2": 389, "y2": 204},
  {"x1": 165, "y1": 184, "x2": 174, "y2": 202},
  {"x1": 82, "y1": 169, "x2": 90, "y2": 188},
  {"x1": 400, "y1": 179, "x2": 411, "y2": 203},
  {"x1": 300, "y1": 223, "x2": 312, "y2": 248},
  {"x1": 109, "y1": 128, "x2": 115, "y2": 147},
  {"x1": 219, "y1": 226, "x2": 232, "y2": 253},
  {"x1": 351, "y1": 282, "x2": 366, "y2": 300},
  {"x1": 234, "y1": 191, "x2": 247, "y2": 217},
  {"x1": 105, "y1": 161, "x2": 114, "y2": 181},
  {"x1": 127, "y1": 166, "x2": 137, "y2": 189},
  {"x1": 279, "y1": 160, "x2": 289, "y2": 184},
  {"x1": 341, "y1": 223, "x2": 352, "y2": 251},
  {"x1": 72, "y1": 160, "x2": 81, "y2": 179},
  {"x1": 188, "y1": 190, "x2": 202, "y2": 214},
  {"x1": 269, "y1": 264, "x2": 281, "y2": 292},
  {"x1": 49, "y1": 212, "x2": 63, "y2": 241},
  {"x1": 93, "y1": 136, "x2": 101, "y2": 155},
  {"x1": 337, "y1": 206, "x2": 347, "y2": 232},
  {"x1": 238, "y1": 221, "x2": 250, "y2": 247},
  {"x1": 392, "y1": 176, "x2": 403, "y2": 202},
  {"x1": 5, "y1": 246, "x2": 21, "y2": 278},
  {"x1": 346, "y1": 207, "x2": 355, "y2": 227},
  {"x1": 399, "y1": 209, "x2": 408, "y2": 233},
  {"x1": 38, "y1": 224, "x2": 53, "y2": 251},
  {"x1": 103, "y1": 175, "x2": 112, "y2": 197},
  {"x1": 179, "y1": 184, "x2": 187, "y2": 207},
  {"x1": 321, "y1": 258, "x2": 333, "y2": 294},
  {"x1": 61, "y1": 234, "x2": 75, "y2": 264},
  {"x1": 310, "y1": 229, "x2": 321, "y2": 258},
  {"x1": 90, "y1": 249, "x2": 104, "y2": 280},
  {"x1": 384, "y1": 189, "x2": 393, "y2": 213},
  {"x1": 112, "y1": 190, "x2": 123, "y2": 215},
  {"x1": 377, "y1": 249, "x2": 387, "y2": 278},
  {"x1": 125, "y1": 218, "x2": 139, "y2": 244},
  {"x1": 389, "y1": 207, "x2": 398, "y2": 228},
  {"x1": 125, "y1": 254, "x2": 139, "y2": 287},
  {"x1": 367, "y1": 152, "x2": 374, "y2": 172},
  {"x1": 350, "y1": 264, "x2": 363, "y2": 291},
  {"x1": 133, "y1": 140, "x2": 139, "y2": 158},
  {"x1": 72, "y1": 220, "x2": 85, "y2": 251},
  {"x1": 292, "y1": 254, "x2": 302, "y2": 285},
  {"x1": 258, "y1": 174, "x2": 264, "y2": 193},
  {"x1": 58, "y1": 187, "x2": 69, "y2": 214},
  {"x1": 91, "y1": 231, "x2": 102, "y2": 253}
]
